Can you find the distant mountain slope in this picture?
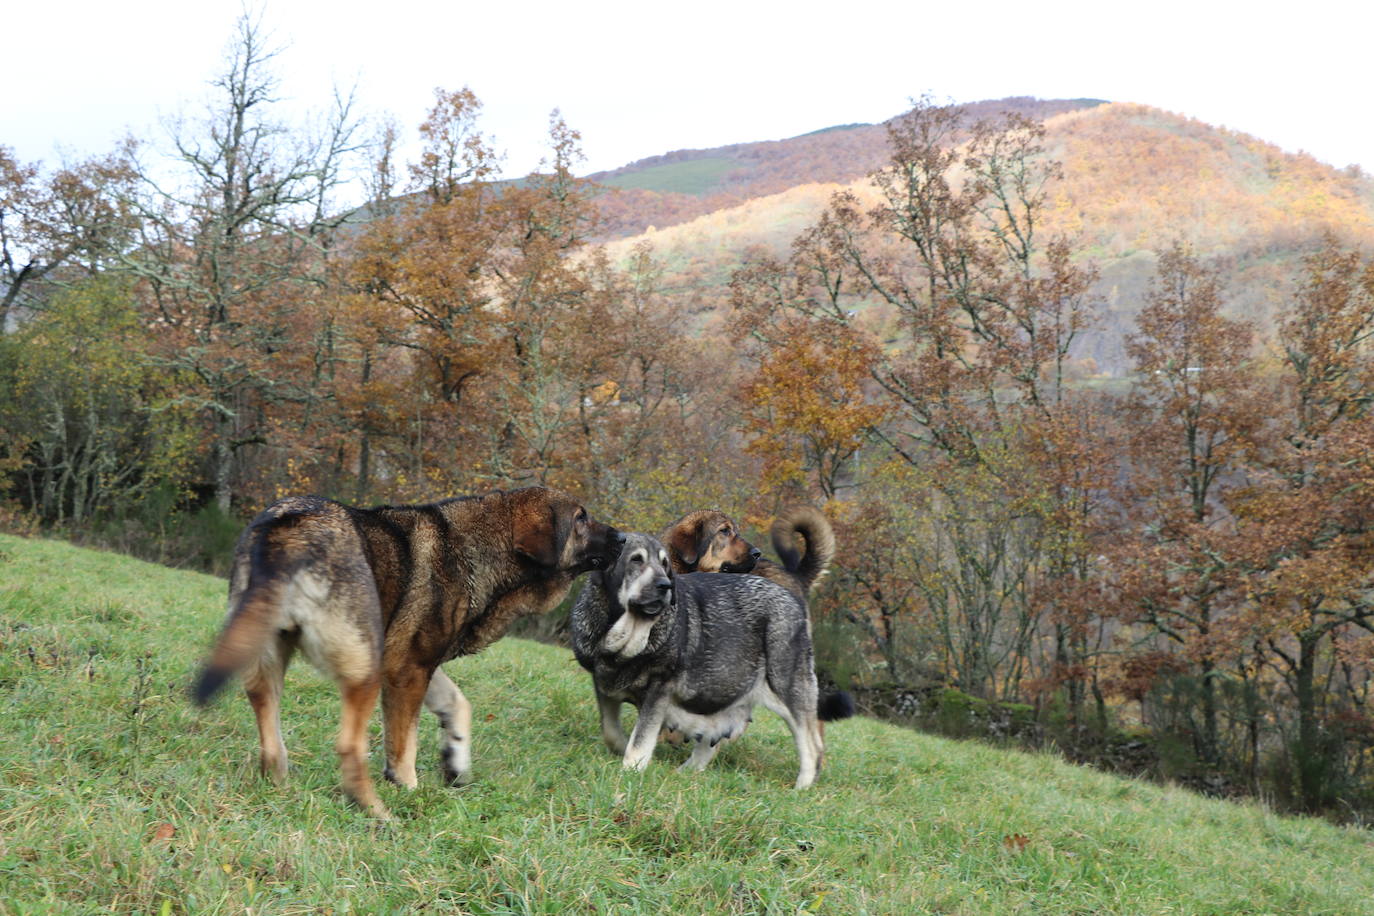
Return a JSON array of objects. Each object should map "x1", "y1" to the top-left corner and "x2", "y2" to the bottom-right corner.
[
  {"x1": 595, "y1": 101, "x2": 1374, "y2": 375},
  {"x1": 589, "y1": 97, "x2": 1108, "y2": 238},
  {"x1": 1042, "y1": 103, "x2": 1374, "y2": 371}
]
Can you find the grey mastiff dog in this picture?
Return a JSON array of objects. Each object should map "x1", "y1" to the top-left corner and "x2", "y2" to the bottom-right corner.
[{"x1": 571, "y1": 532, "x2": 853, "y2": 788}]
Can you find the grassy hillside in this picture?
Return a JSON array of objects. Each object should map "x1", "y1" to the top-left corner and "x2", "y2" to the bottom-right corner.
[
  {"x1": 598, "y1": 157, "x2": 743, "y2": 196},
  {"x1": 2, "y1": 533, "x2": 1373, "y2": 914}
]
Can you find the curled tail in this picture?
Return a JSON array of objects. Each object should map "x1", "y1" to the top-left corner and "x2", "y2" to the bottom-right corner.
[
  {"x1": 819, "y1": 690, "x2": 855, "y2": 722},
  {"x1": 770, "y1": 506, "x2": 835, "y2": 594},
  {"x1": 192, "y1": 576, "x2": 283, "y2": 705}
]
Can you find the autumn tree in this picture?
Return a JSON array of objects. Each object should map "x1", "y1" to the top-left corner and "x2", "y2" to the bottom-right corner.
[
  {"x1": 342, "y1": 97, "x2": 610, "y2": 495},
  {"x1": 340, "y1": 88, "x2": 503, "y2": 497},
  {"x1": 482, "y1": 112, "x2": 602, "y2": 486},
  {"x1": 1119, "y1": 241, "x2": 1263, "y2": 763},
  {"x1": 1239, "y1": 236, "x2": 1374, "y2": 808},
  {"x1": 736, "y1": 316, "x2": 885, "y2": 501},
  {"x1": 118, "y1": 11, "x2": 361, "y2": 510},
  {"x1": 0, "y1": 146, "x2": 135, "y2": 331},
  {"x1": 0, "y1": 275, "x2": 195, "y2": 524}
]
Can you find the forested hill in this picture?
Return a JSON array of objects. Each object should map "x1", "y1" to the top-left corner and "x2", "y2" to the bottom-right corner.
[
  {"x1": 591, "y1": 99, "x2": 1374, "y2": 376},
  {"x1": 589, "y1": 97, "x2": 1109, "y2": 237}
]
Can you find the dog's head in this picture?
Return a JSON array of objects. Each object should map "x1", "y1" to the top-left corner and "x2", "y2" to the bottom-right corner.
[
  {"x1": 511, "y1": 487, "x2": 623, "y2": 574},
  {"x1": 598, "y1": 532, "x2": 674, "y2": 658},
  {"x1": 605, "y1": 532, "x2": 675, "y2": 617},
  {"x1": 660, "y1": 510, "x2": 760, "y2": 575}
]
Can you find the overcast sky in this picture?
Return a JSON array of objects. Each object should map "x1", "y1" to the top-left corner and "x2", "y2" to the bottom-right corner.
[{"x1": 6, "y1": 0, "x2": 1370, "y2": 182}]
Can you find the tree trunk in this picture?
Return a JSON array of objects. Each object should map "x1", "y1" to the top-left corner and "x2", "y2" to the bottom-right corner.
[
  {"x1": 1196, "y1": 595, "x2": 1218, "y2": 766},
  {"x1": 355, "y1": 433, "x2": 372, "y2": 505},
  {"x1": 1199, "y1": 654, "x2": 1218, "y2": 766},
  {"x1": 1294, "y1": 632, "x2": 1325, "y2": 810},
  {"x1": 212, "y1": 416, "x2": 234, "y2": 512}
]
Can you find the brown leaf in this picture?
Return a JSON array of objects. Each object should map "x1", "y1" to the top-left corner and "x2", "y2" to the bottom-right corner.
[
  {"x1": 1002, "y1": 833, "x2": 1030, "y2": 854},
  {"x1": 150, "y1": 823, "x2": 176, "y2": 844}
]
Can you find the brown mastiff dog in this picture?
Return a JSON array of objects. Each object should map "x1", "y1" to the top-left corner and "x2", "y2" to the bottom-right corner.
[
  {"x1": 660, "y1": 505, "x2": 834, "y2": 601},
  {"x1": 193, "y1": 486, "x2": 621, "y2": 818}
]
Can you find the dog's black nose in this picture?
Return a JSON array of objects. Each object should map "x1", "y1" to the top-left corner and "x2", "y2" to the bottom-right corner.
[
  {"x1": 612, "y1": 530, "x2": 626, "y2": 545},
  {"x1": 750, "y1": 548, "x2": 762, "y2": 560},
  {"x1": 654, "y1": 577, "x2": 672, "y2": 593}
]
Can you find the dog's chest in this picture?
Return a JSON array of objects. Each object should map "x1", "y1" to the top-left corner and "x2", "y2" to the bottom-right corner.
[{"x1": 592, "y1": 658, "x2": 657, "y2": 701}]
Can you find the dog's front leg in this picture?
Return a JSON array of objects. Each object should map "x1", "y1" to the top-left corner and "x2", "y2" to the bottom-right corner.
[
  {"x1": 622, "y1": 690, "x2": 669, "y2": 772},
  {"x1": 595, "y1": 686, "x2": 628, "y2": 756},
  {"x1": 425, "y1": 667, "x2": 472, "y2": 786}
]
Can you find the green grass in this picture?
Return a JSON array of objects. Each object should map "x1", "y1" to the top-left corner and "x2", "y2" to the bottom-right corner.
[
  {"x1": 2, "y1": 532, "x2": 1373, "y2": 914},
  {"x1": 598, "y1": 158, "x2": 740, "y2": 196}
]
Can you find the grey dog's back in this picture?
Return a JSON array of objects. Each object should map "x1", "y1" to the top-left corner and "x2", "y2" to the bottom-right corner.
[{"x1": 670, "y1": 573, "x2": 815, "y2": 712}]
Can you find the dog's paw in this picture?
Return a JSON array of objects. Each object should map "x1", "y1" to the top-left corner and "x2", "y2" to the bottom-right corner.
[
  {"x1": 441, "y1": 760, "x2": 472, "y2": 788},
  {"x1": 441, "y1": 741, "x2": 472, "y2": 787},
  {"x1": 259, "y1": 756, "x2": 289, "y2": 784},
  {"x1": 382, "y1": 765, "x2": 419, "y2": 790}
]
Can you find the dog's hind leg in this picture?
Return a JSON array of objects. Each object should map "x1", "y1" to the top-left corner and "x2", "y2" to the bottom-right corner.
[
  {"x1": 338, "y1": 675, "x2": 389, "y2": 819},
  {"x1": 759, "y1": 690, "x2": 821, "y2": 789},
  {"x1": 425, "y1": 668, "x2": 472, "y2": 786},
  {"x1": 381, "y1": 664, "x2": 430, "y2": 790},
  {"x1": 242, "y1": 630, "x2": 297, "y2": 783},
  {"x1": 595, "y1": 687, "x2": 627, "y2": 756}
]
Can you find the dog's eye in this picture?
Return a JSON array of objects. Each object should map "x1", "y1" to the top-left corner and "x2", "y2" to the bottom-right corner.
[{"x1": 718, "y1": 526, "x2": 730, "y2": 537}]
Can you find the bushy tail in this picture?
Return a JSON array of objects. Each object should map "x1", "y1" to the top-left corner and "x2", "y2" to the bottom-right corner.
[
  {"x1": 770, "y1": 506, "x2": 835, "y2": 594},
  {"x1": 818, "y1": 690, "x2": 855, "y2": 722},
  {"x1": 192, "y1": 577, "x2": 282, "y2": 705}
]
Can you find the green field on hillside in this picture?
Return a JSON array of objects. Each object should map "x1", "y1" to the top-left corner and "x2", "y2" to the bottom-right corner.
[
  {"x1": 598, "y1": 157, "x2": 740, "y2": 196},
  {"x1": 2, "y1": 532, "x2": 1372, "y2": 914}
]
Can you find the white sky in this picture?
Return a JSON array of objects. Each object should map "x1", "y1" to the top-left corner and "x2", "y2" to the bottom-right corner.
[{"x1": 5, "y1": 0, "x2": 1371, "y2": 182}]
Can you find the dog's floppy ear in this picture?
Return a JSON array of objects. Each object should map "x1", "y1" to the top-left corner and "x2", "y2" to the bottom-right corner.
[
  {"x1": 664, "y1": 518, "x2": 701, "y2": 570},
  {"x1": 513, "y1": 502, "x2": 560, "y2": 568}
]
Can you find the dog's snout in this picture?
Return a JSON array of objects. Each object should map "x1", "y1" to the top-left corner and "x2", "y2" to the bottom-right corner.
[
  {"x1": 749, "y1": 548, "x2": 762, "y2": 560},
  {"x1": 612, "y1": 530, "x2": 627, "y2": 545},
  {"x1": 654, "y1": 577, "x2": 672, "y2": 593}
]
